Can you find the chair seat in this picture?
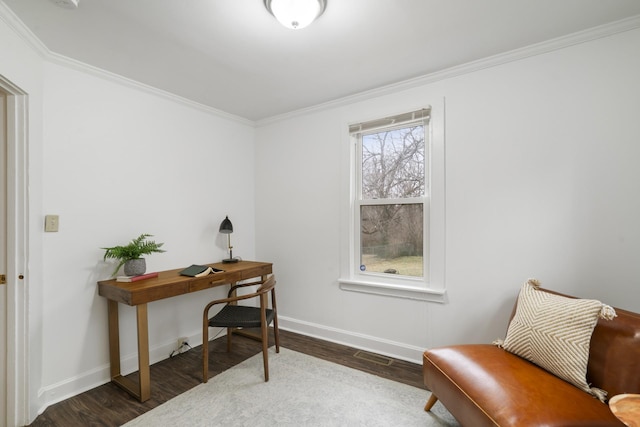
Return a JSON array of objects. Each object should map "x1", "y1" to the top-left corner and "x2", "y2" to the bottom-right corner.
[{"x1": 209, "y1": 305, "x2": 275, "y2": 329}]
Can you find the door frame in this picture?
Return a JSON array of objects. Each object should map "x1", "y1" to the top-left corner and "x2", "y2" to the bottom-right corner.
[{"x1": 1, "y1": 74, "x2": 29, "y2": 427}]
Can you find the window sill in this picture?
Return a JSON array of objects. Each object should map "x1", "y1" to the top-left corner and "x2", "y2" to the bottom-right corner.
[{"x1": 338, "y1": 278, "x2": 447, "y2": 303}]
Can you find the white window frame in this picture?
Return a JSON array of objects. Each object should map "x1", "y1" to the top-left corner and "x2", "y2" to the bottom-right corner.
[{"x1": 338, "y1": 100, "x2": 446, "y2": 303}]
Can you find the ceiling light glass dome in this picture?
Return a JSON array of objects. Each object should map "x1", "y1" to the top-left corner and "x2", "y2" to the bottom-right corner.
[{"x1": 264, "y1": 0, "x2": 326, "y2": 30}]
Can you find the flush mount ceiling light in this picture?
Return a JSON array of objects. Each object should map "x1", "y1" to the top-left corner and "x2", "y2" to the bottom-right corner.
[{"x1": 264, "y1": 0, "x2": 326, "y2": 30}]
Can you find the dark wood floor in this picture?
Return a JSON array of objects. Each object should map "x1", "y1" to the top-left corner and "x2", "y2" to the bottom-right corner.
[{"x1": 28, "y1": 329, "x2": 425, "y2": 426}]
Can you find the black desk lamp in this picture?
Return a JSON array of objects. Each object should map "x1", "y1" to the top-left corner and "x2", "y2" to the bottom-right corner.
[{"x1": 219, "y1": 216, "x2": 238, "y2": 263}]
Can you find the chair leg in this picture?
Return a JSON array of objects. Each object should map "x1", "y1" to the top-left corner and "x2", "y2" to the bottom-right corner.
[
  {"x1": 226, "y1": 327, "x2": 233, "y2": 352},
  {"x1": 261, "y1": 321, "x2": 270, "y2": 382},
  {"x1": 202, "y1": 321, "x2": 209, "y2": 383},
  {"x1": 424, "y1": 394, "x2": 439, "y2": 411},
  {"x1": 273, "y1": 315, "x2": 280, "y2": 353},
  {"x1": 271, "y1": 289, "x2": 280, "y2": 353}
]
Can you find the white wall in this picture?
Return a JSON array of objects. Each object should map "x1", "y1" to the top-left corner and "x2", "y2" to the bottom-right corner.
[
  {"x1": 255, "y1": 28, "x2": 640, "y2": 362},
  {"x1": 39, "y1": 61, "x2": 257, "y2": 403}
]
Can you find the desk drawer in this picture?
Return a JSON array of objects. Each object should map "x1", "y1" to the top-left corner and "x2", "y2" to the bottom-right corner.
[
  {"x1": 189, "y1": 272, "x2": 242, "y2": 292},
  {"x1": 239, "y1": 265, "x2": 273, "y2": 280}
]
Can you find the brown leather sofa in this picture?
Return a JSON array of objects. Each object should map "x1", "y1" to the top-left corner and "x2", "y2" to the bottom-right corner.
[{"x1": 423, "y1": 290, "x2": 640, "y2": 426}]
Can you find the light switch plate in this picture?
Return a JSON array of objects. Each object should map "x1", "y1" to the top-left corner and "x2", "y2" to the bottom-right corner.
[{"x1": 45, "y1": 215, "x2": 59, "y2": 232}]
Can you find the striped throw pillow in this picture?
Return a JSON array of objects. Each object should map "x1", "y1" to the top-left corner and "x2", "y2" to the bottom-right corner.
[{"x1": 498, "y1": 279, "x2": 616, "y2": 401}]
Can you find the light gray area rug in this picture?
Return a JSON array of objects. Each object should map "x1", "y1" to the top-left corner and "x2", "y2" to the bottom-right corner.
[{"x1": 124, "y1": 347, "x2": 459, "y2": 427}]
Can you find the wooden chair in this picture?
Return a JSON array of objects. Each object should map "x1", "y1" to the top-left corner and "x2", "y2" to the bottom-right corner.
[{"x1": 202, "y1": 275, "x2": 279, "y2": 383}]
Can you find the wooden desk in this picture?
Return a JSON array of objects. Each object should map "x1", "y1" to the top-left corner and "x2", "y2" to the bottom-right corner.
[{"x1": 98, "y1": 260, "x2": 272, "y2": 402}]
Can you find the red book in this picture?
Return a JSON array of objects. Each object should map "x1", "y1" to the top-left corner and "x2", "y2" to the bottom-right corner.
[{"x1": 116, "y1": 272, "x2": 159, "y2": 282}]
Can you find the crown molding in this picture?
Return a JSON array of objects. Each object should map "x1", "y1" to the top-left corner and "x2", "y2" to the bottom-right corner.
[
  {"x1": 0, "y1": 1, "x2": 49, "y2": 56},
  {"x1": 0, "y1": 2, "x2": 253, "y2": 127},
  {"x1": 44, "y1": 51, "x2": 254, "y2": 126},
  {"x1": 256, "y1": 14, "x2": 640, "y2": 127},
  {"x1": 2, "y1": 2, "x2": 639, "y2": 128}
]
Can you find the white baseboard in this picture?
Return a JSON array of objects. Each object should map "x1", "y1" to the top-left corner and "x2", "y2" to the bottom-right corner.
[
  {"x1": 278, "y1": 315, "x2": 424, "y2": 365},
  {"x1": 37, "y1": 332, "x2": 204, "y2": 414},
  {"x1": 36, "y1": 319, "x2": 423, "y2": 415}
]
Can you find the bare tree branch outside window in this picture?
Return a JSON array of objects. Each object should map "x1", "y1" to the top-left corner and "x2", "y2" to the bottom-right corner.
[
  {"x1": 362, "y1": 126, "x2": 425, "y2": 199},
  {"x1": 359, "y1": 125, "x2": 425, "y2": 277}
]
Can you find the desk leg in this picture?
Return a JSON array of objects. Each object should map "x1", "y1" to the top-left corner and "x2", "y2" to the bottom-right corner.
[
  {"x1": 136, "y1": 303, "x2": 151, "y2": 401},
  {"x1": 106, "y1": 300, "x2": 151, "y2": 402},
  {"x1": 107, "y1": 300, "x2": 121, "y2": 379}
]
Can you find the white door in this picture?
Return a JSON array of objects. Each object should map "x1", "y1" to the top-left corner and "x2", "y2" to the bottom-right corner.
[
  {"x1": 0, "y1": 90, "x2": 7, "y2": 426},
  {"x1": 0, "y1": 76, "x2": 28, "y2": 427}
]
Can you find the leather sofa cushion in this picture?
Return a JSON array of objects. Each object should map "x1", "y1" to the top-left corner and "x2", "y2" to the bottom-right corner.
[{"x1": 424, "y1": 345, "x2": 624, "y2": 427}]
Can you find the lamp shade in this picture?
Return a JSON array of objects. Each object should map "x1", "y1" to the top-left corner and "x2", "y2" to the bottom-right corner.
[
  {"x1": 219, "y1": 216, "x2": 233, "y2": 234},
  {"x1": 264, "y1": 0, "x2": 326, "y2": 30}
]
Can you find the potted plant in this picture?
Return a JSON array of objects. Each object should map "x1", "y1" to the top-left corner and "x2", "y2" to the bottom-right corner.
[{"x1": 102, "y1": 233, "x2": 165, "y2": 277}]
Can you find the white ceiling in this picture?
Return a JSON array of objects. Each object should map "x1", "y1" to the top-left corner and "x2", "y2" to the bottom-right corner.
[{"x1": 4, "y1": 0, "x2": 640, "y2": 121}]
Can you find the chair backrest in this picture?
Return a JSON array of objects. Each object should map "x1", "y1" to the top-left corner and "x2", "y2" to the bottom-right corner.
[
  {"x1": 257, "y1": 275, "x2": 277, "y2": 310},
  {"x1": 257, "y1": 275, "x2": 276, "y2": 294},
  {"x1": 227, "y1": 275, "x2": 276, "y2": 301}
]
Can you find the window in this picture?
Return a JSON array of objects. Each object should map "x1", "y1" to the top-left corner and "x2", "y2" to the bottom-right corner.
[
  {"x1": 339, "y1": 104, "x2": 446, "y2": 302},
  {"x1": 356, "y1": 112, "x2": 427, "y2": 278}
]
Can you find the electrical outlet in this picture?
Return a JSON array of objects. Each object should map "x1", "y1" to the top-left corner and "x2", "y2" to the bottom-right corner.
[{"x1": 176, "y1": 337, "x2": 188, "y2": 349}]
